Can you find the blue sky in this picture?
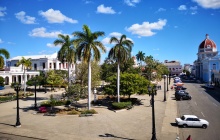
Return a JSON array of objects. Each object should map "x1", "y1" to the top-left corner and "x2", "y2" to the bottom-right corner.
[{"x1": 0, "y1": 0, "x2": 220, "y2": 65}]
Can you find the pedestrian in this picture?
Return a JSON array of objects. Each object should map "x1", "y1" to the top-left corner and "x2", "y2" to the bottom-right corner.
[{"x1": 186, "y1": 135, "x2": 192, "y2": 140}]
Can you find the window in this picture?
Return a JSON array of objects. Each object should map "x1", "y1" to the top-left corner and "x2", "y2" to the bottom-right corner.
[
  {"x1": 213, "y1": 64, "x2": 216, "y2": 70},
  {"x1": 43, "y1": 62, "x2": 45, "y2": 69},
  {"x1": 34, "y1": 64, "x2": 37, "y2": 70}
]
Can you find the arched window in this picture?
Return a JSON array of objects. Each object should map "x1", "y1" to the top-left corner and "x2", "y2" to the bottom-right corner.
[{"x1": 213, "y1": 64, "x2": 216, "y2": 70}]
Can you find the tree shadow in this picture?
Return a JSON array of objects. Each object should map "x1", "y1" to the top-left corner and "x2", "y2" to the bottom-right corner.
[{"x1": 99, "y1": 133, "x2": 135, "y2": 140}]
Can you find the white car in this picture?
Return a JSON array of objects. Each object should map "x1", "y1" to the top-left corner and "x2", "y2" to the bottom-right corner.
[{"x1": 175, "y1": 115, "x2": 209, "y2": 129}]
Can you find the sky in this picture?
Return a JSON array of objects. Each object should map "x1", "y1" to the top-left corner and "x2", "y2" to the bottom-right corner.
[{"x1": 0, "y1": 0, "x2": 220, "y2": 65}]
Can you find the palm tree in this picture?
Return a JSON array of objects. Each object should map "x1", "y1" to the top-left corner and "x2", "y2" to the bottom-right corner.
[
  {"x1": 17, "y1": 57, "x2": 32, "y2": 95},
  {"x1": 72, "y1": 24, "x2": 106, "y2": 110},
  {"x1": 108, "y1": 34, "x2": 133, "y2": 102},
  {"x1": 54, "y1": 34, "x2": 77, "y2": 85},
  {"x1": 136, "y1": 51, "x2": 145, "y2": 67},
  {"x1": 0, "y1": 48, "x2": 10, "y2": 69}
]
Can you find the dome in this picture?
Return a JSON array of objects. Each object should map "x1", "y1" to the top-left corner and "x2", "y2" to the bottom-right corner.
[{"x1": 199, "y1": 34, "x2": 217, "y2": 51}]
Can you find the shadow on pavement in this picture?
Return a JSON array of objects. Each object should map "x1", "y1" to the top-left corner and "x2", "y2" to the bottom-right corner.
[
  {"x1": 0, "y1": 122, "x2": 15, "y2": 127},
  {"x1": 99, "y1": 133, "x2": 135, "y2": 140}
]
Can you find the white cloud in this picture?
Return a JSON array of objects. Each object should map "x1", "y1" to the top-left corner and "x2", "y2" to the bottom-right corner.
[
  {"x1": 97, "y1": 4, "x2": 116, "y2": 14},
  {"x1": 126, "y1": 19, "x2": 167, "y2": 37},
  {"x1": 124, "y1": 0, "x2": 141, "y2": 7},
  {"x1": 46, "y1": 43, "x2": 60, "y2": 48},
  {"x1": 157, "y1": 8, "x2": 166, "y2": 12},
  {"x1": 102, "y1": 37, "x2": 111, "y2": 45},
  {"x1": 0, "y1": 38, "x2": 3, "y2": 43},
  {"x1": 178, "y1": 5, "x2": 187, "y2": 10},
  {"x1": 15, "y1": 11, "x2": 36, "y2": 24},
  {"x1": 193, "y1": 0, "x2": 220, "y2": 9},
  {"x1": 102, "y1": 32, "x2": 133, "y2": 45},
  {"x1": 109, "y1": 32, "x2": 122, "y2": 37},
  {"x1": 29, "y1": 27, "x2": 62, "y2": 38},
  {"x1": 39, "y1": 9, "x2": 78, "y2": 23},
  {"x1": 0, "y1": 7, "x2": 7, "y2": 17},
  {"x1": 190, "y1": 6, "x2": 198, "y2": 15}
]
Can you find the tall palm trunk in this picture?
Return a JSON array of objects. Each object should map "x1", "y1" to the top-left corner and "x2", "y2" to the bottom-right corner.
[
  {"x1": 88, "y1": 61, "x2": 91, "y2": 110},
  {"x1": 23, "y1": 69, "x2": 26, "y2": 96},
  {"x1": 117, "y1": 62, "x2": 120, "y2": 102},
  {"x1": 68, "y1": 62, "x2": 70, "y2": 85}
]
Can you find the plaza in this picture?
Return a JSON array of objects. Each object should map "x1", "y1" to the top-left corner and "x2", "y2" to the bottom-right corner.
[{"x1": 0, "y1": 79, "x2": 178, "y2": 140}]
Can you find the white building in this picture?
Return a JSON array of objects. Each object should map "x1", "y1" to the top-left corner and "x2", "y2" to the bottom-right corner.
[
  {"x1": 1, "y1": 52, "x2": 75, "y2": 85},
  {"x1": 163, "y1": 60, "x2": 183, "y2": 76}
]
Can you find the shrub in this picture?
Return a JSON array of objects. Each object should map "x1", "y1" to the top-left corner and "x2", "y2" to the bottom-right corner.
[
  {"x1": 40, "y1": 101, "x2": 51, "y2": 107},
  {"x1": 112, "y1": 101, "x2": 132, "y2": 110},
  {"x1": 67, "y1": 109, "x2": 80, "y2": 115},
  {"x1": 81, "y1": 109, "x2": 97, "y2": 114}
]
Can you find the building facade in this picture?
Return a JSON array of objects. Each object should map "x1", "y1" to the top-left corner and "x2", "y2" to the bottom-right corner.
[
  {"x1": 163, "y1": 60, "x2": 183, "y2": 76},
  {"x1": 1, "y1": 52, "x2": 75, "y2": 85},
  {"x1": 194, "y1": 34, "x2": 220, "y2": 83}
]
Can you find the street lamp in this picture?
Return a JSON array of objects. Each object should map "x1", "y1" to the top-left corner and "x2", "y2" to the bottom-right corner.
[
  {"x1": 167, "y1": 75, "x2": 169, "y2": 91},
  {"x1": 14, "y1": 83, "x2": 22, "y2": 127},
  {"x1": 148, "y1": 85, "x2": 157, "y2": 140},
  {"x1": 43, "y1": 69, "x2": 47, "y2": 93},
  {"x1": 163, "y1": 75, "x2": 167, "y2": 102},
  {"x1": 34, "y1": 75, "x2": 38, "y2": 109},
  {"x1": 169, "y1": 73, "x2": 171, "y2": 85},
  {"x1": 94, "y1": 88, "x2": 97, "y2": 103}
]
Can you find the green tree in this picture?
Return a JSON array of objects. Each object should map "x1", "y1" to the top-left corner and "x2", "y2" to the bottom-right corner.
[
  {"x1": 104, "y1": 73, "x2": 150, "y2": 99},
  {"x1": 0, "y1": 48, "x2": 10, "y2": 69},
  {"x1": 108, "y1": 34, "x2": 133, "y2": 102},
  {"x1": 46, "y1": 70, "x2": 63, "y2": 91},
  {"x1": 136, "y1": 51, "x2": 145, "y2": 67},
  {"x1": 0, "y1": 76, "x2": 4, "y2": 87},
  {"x1": 54, "y1": 34, "x2": 77, "y2": 85},
  {"x1": 143, "y1": 55, "x2": 169, "y2": 81},
  {"x1": 100, "y1": 58, "x2": 116, "y2": 81},
  {"x1": 72, "y1": 24, "x2": 106, "y2": 110},
  {"x1": 17, "y1": 57, "x2": 32, "y2": 95}
]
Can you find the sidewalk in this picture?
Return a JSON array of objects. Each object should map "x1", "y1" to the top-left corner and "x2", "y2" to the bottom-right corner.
[{"x1": 0, "y1": 81, "x2": 179, "y2": 140}]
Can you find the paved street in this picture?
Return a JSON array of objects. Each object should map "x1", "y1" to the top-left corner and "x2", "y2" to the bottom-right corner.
[
  {"x1": 177, "y1": 81, "x2": 220, "y2": 140},
  {"x1": 0, "y1": 80, "x2": 179, "y2": 140}
]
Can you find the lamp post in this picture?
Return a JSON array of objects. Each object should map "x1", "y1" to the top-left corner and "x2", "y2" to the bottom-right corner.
[
  {"x1": 169, "y1": 73, "x2": 171, "y2": 85},
  {"x1": 14, "y1": 83, "x2": 22, "y2": 127},
  {"x1": 94, "y1": 88, "x2": 97, "y2": 103},
  {"x1": 34, "y1": 75, "x2": 38, "y2": 109},
  {"x1": 167, "y1": 75, "x2": 169, "y2": 91},
  {"x1": 148, "y1": 85, "x2": 157, "y2": 140},
  {"x1": 43, "y1": 69, "x2": 47, "y2": 93},
  {"x1": 163, "y1": 75, "x2": 167, "y2": 102}
]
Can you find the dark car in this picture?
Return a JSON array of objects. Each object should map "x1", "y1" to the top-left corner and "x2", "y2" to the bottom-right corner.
[
  {"x1": 175, "y1": 86, "x2": 187, "y2": 91},
  {"x1": 175, "y1": 90, "x2": 192, "y2": 101},
  {"x1": 205, "y1": 84, "x2": 214, "y2": 89}
]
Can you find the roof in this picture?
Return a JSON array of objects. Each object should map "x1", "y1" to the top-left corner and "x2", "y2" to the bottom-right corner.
[
  {"x1": 8, "y1": 52, "x2": 58, "y2": 61},
  {"x1": 183, "y1": 115, "x2": 198, "y2": 118},
  {"x1": 199, "y1": 34, "x2": 217, "y2": 50}
]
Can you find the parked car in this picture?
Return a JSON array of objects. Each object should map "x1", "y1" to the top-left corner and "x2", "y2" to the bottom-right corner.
[
  {"x1": 175, "y1": 115, "x2": 209, "y2": 129},
  {"x1": 175, "y1": 90, "x2": 191, "y2": 100},
  {"x1": 0, "y1": 86, "x2": 5, "y2": 90},
  {"x1": 175, "y1": 86, "x2": 187, "y2": 91},
  {"x1": 205, "y1": 84, "x2": 214, "y2": 89}
]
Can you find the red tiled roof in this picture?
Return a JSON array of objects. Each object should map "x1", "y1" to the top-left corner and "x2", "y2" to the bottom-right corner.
[{"x1": 199, "y1": 34, "x2": 216, "y2": 49}]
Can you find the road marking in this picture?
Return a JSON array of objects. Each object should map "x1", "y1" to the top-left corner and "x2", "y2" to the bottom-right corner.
[
  {"x1": 201, "y1": 112, "x2": 205, "y2": 117},
  {"x1": 213, "y1": 103, "x2": 218, "y2": 107},
  {"x1": 194, "y1": 102, "x2": 197, "y2": 106}
]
